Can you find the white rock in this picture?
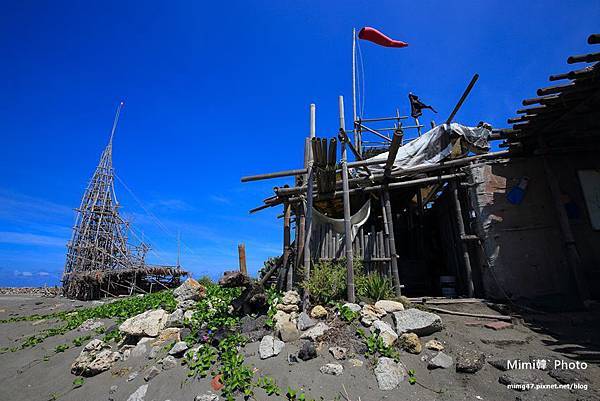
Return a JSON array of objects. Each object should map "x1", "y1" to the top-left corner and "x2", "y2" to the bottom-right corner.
[
  {"x1": 259, "y1": 335, "x2": 285, "y2": 359},
  {"x1": 281, "y1": 290, "x2": 301, "y2": 305},
  {"x1": 374, "y1": 357, "x2": 406, "y2": 390},
  {"x1": 320, "y1": 363, "x2": 343, "y2": 375},
  {"x1": 300, "y1": 322, "x2": 331, "y2": 341},
  {"x1": 165, "y1": 309, "x2": 184, "y2": 328},
  {"x1": 119, "y1": 309, "x2": 168, "y2": 337},
  {"x1": 342, "y1": 303, "x2": 361, "y2": 313},
  {"x1": 71, "y1": 339, "x2": 119, "y2": 376},
  {"x1": 168, "y1": 341, "x2": 189, "y2": 356},
  {"x1": 126, "y1": 384, "x2": 148, "y2": 401},
  {"x1": 195, "y1": 393, "x2": 219, "y2": 401},
  {"x1": 173, "y1": 278, "x2": 205, "y2": 302},
  {"x1": 161, "y1": 355, "x2": 178, "y2": 370},
  {"x1": 428, "y1": 351, "x2": 453, "y2": 369},
  {"x1": 392, "y1": 308, "x2": 443, "y2": 336},
  {"x1": 183, "y1": 310, "x2": 194, "y2": 321},
  {"x1": 371, "y1": 320, "x2": 398, "y2": 346},
  {"x1": 360, "y1": 304, "x2": 386, "y2": 326},
  {"x1": 374, "y1": 300, "x2": 405, "y2": 313},
  {"x1": 78, "y1": 318, "x2": 104, "y2": 332}
]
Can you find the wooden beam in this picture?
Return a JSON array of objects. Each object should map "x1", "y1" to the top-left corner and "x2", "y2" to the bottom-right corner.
[
  {"x1": 283, "y1": 203, "x2": 293, "y2": 291},
  {"x1": 446, "y1": 73, "x2": 479, "y2": 124}
]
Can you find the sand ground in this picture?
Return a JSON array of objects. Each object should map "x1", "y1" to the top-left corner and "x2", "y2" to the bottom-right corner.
[{"x1": 1, "y1": 295, "x2": 599, "y2": 401}]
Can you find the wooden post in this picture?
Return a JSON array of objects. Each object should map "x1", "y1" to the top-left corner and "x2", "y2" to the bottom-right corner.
[
  {"x1": 238, "y1": 243, "x2": 247, "y2": 276},
  {"x1": 542, "y1": 157, "x2": 590, "y2": 303},
  {"x1": 302, "y1": 104, "x2": 316, "y2": 307},
  {"x1": 382, "y1": 189, "x2": 401, "y2": 296},
  {"x1": 339, "y1": 96, "x2": 356, "y2": 303},
  {"x1": 449, "y1": 180, "x2": 474, "y2": 297},
  {"x1": 284, "y1": 203, "x2": 293, "y2": 290}
]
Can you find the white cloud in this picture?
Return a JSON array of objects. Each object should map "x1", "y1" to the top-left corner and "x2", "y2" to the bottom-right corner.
[{"x1": 0, "y1": 231, "x2": 67, "y2": 247}]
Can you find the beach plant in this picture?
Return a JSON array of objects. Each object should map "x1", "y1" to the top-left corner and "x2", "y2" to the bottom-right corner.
[
  {"x1": 356, "y1": 328, "x2": 400, "y2": 361},
  {"x1": 256, "y1": 376, "x2": 281, "y2": 396},
  {"x1": 336, "y1": 303, "x2": 359, "y2": 323},
  {"x1": 216, "y1": 333, "x2": 254, "y2": 400},
  {"x1": 54, "y1": 343, "x2": 70, "y2": 353},
  {"x1": 72, "y1": 377, "x2": 85, "y2": 389},
  {"x1": 184, "y1": 344, "x2": 217, "y2": 378},
  {"x1": 264, "y1": 286, "x2": 281, "y2": 328},
  {"x1": 7, "y1": 290, "x2": 176, "y2": 350},
  {"x1": 357, "y1": 273, "x2": 394, "y2": 301},
  {"x1": 407, "y1": 369, "x2": 417, "y2": 385},
  {"x1": 188, "y1": 284, "x2": 241, "y2": 334},
  {"x1": 72, "y1": 334, "x2": 92, "y2": 346}
]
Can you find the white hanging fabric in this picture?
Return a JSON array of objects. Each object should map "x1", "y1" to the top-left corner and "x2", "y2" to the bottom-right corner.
[{"x1": 312, "y1": 199, "x2": 371, "y2": 242}]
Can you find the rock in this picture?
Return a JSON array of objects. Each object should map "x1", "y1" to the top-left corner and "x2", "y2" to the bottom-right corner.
[
  {"x1": 498, "y1": 374, "x2": 535, "y2": 391},
  {"x1": 161, "y1": 355, "x2": 178, "y2": 370},
  {"x1": 300, "y1": 322, "x2": 331, "y2": 341},
  {"x1": 168, "y1": 341, "x2": 189, "y2": 356},
  {"x1": 296, "y1": 312, "x2": 317, "y2": 331},
  {"x1": 165, "y1": 309, "x2": 184, "y2": 328},
  {"x1": 126, "y1": 384, "x2": 148, "y2": 401},
  {"x1": 195, "y1": 393, "x2": 219, "y2": 401},
  {"x1": 180, "y1": 327, "x2": 191, "y2": 340},
  {"x1": 287, "y1": 353, "x2": 299, "y2": 364},
  {"x1": 424, "y1": 339, "x2": 444, "y2": 351},
  {"x1": 328, "y1": 346, "x2": 348, "y2": 360},
  {"x1": 259, "y1": 335, "x2": 285, "y2": 359},
  {"x1": 428, "y1": 352, "x2": 453, "y2": 369},
  {"x1": 371, "y1": 320, "x2": 398, "y2": 347},
  {"x1": 374, "y1": 357, "x2": 406, "y2": 391},
  {"x1": 310, "y1": 305, "x2": 328, "y2": 319},
  {"x1": 218, "y1": 271, "x2": 251, "y2": 288},
  {"x1": 548, "y1": 369, "x2": 585, "y2": 385},
  {"x1": 392, "y1": 308, "x2": 443, "y2": 336},
  {"x1": 399, "y1": 333, "x2": 422, "y2": 354},
  {"x1": 177, "y1": 300, "x2": 197, "y2": 310},
  {"x1": 71, "y1": 339, "x2": 120, "y2": 376},
  {"x1": 174, "y1": 278, "x2": 206, "y2": 302},
  {"x1": 360, "y1": 304, "x2": 386, "y2": 326},
  {"x1": 148, "y1": 346, "x2": 160, "y2": 359},
  {"x1": 349, "y1": 358, "x2": 364, "y2": 367},
  {"x1": 320, "y1": 363, "x2": 343, "y2": 376},
  {"x1": 298, "y1": 341, "x2": 317, "y2": 361},
  {"x1": 130, "y1": 340, "x2": 150, "y2": 359},
  {"x1": 109, "y1": 385, "x2": 118, "y2": 394},
  {"x1": 239, "y1": 315, "x2": 269, "y2": 342},
  {"x1": 374, "y1": 300, "x2": 405, "y2": 313},
  {"x1": 277, "y1": 319, "x2": 300, "y2": 342},
  {"x1": 276, "y1": 303, "x2": 299, "y2": 313},
  {"x1": 456, "y1": 349, "x2": 486, "y2": 373},
  {"x1": 342, "y1": 303, "x2": 361, "y2": 313},
  {"x1": 144, "y1": 366, "x2": 160, "y2": 381},
  {"x1": 485, "y1": 321, "x2": 513, "y2": 331},
  {"x1": 282, "y1": 290, "x2": 300, "y2": 305},
  {"x1": 184, "y1": 310, "x2": 194, "y2": 321},
  {"x1": 273, "y1": 310, "x2": 291, "y2": 326},
  {"x1": 119, "y1": 309, "x2": 168, "y2": 337},
  {"x1": 488, "y1": 359, "x2": 510, "y2": 371},
  {"x1": 127, "y1": 371, "x2": 139, "y2": 381},
  {"x1": 78, "y1": 318, "x2": 104, "y2": 332}
]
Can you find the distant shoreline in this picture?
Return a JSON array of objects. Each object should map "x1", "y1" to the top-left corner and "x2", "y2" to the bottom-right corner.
[{"x1": 0, "y1": 287, "x2": 61, "y2": 296}]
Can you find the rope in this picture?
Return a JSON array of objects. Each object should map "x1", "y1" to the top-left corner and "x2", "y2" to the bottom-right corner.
[{"x1": 114, "y1": 173, "x2": 197, "y2": 257}]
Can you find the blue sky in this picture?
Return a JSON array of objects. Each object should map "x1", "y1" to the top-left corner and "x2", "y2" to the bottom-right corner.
[{"x1": 1, "y1": 1, "x2": 598, "y2": 287}]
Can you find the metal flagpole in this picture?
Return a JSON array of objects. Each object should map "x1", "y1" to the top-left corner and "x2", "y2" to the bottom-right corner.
[{"x1": 352, "y1": 28, "x2": 358, "y2": 148}]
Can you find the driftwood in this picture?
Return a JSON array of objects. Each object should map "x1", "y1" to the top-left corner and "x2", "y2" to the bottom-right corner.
[{"x1": 427, "y1": 306, "x2": 512, "y2": 322}]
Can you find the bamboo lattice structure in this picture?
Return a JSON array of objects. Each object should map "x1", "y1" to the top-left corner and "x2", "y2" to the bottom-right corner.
[{"x1": 62, "y1": 103, "x2": 186, "y2": 299}]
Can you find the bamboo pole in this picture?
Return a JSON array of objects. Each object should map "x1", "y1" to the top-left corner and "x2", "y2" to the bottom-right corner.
[
  {"x1": 339, "y1": 96, "x2": 355, "y2": 303},
  {"x1": 446, "y1": 73, "x2": 479, "y2": 124},
  {"x1": 238, "y1": 244, "x2": 247, "y2": 276},
  {"x1": 302, "y1": 104, "x2": 316, "y2": 307},
  {"x1": 384, "y1": 127, "x2": 404, "y2": 177},
  {"x1": 450, "y1": 180, "x2": 474, "y2": 297},
  {"x1": 382, "y1": 189, "x2": 401, "y2": 296}
]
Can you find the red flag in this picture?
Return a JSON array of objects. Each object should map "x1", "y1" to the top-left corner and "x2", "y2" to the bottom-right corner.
[{"x1": 358, "y1": 27, "x2": 408, "y2": 48}]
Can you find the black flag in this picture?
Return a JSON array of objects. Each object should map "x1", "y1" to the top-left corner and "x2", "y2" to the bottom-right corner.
[{"x1": 408, "y1": 93, "x2": 437, "y2": 119}]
